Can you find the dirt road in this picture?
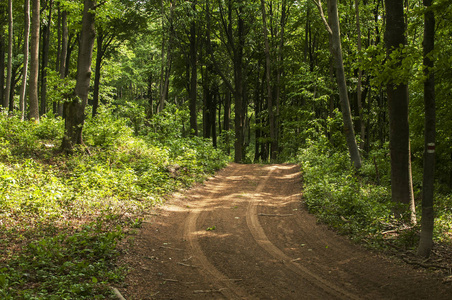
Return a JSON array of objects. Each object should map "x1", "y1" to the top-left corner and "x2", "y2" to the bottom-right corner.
[{"x1": 118, "y1": 164, "x2": 451, "y2": 299}]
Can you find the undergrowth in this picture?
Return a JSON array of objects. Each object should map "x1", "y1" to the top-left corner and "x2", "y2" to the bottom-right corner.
[
  {"x1": 298, "y1": 136, "x2": 452, "y2": 251},
  {"x1": 0, "y1": 106, "x2": 229, "y2": 299}
]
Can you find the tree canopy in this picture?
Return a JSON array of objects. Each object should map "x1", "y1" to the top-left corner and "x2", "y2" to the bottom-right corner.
[{"x1": 1, "y1": 2, "x2": 452, "y2": 295}]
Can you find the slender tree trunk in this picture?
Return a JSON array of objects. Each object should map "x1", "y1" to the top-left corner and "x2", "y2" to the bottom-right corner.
[
  {"x1": 54, "y1": 3, "x2": 61, "y2": 114},
  {"x1": 65, "y1": 34, "x2": 76, "y2": 78},
  {"x1": 233, "y1": 11, "x2": 245, "y2": 163},
  {"x1": 211, "y1": 88, "x2": 218, "y2": 148},
  {"x1": 304, "y1": 2, "x2": 310, "y2": 63},
  {"x1": 275, "y1": 0, "x2": 287, "y2": 156},
  {"x1": 218, "y1": 94, "x2": 222, "y2": 136},
  {"x1": 62, "y1": 0, "x2": 96, "y2": 152},
  {"x1": 254, "y1": 64, "x2": 263, "y2": 161},
  {"x1": 158, "y1": 0, "x2": 174, "y2": 113},
  {"x1": 224, "y1": 89, "x2": 231, "y2": 154},
  {"x1": 189, "y1": 1, "x2": 198, "y2": 135},
  {"x1": 146, "y1": 64, "x2": 154, "y2": 119},
  {"x1": 206, "y1": 0, "x2": 245, "y2": 161},
  {"x1": 58, "y1": 10, "x2": 68, "y2": 116},
  {"x1": 384, "y1": 0, "x2": 416, "y2": 223},
  {"x1": 19, "y1": 0, "x2": 31, "y2": 120},
  {"x1": 0, "y1": 32, "x2": 5, "y2": 106},
  {"x1": 355, "y1": 0, "x2": 365, "y2": 149},
  {"x1": 325, "y1": 0, "x2": 362, "y2": 169},
  {"x1": 40, "y1": 0, "x2": 53, "y2": 115},
  {"x1": 4, "y1": 0, "x2": 13, "y2": 110},
  {"x1": 202, "y1": 70, "x2": 210, "y2": 138},
  {"x1": 159, "y1": 0, "x2": 166, "y2": 113},
  {"x1": 92, "y1": 31, "x2": 103, "y2": 117},
  {"x1": 56, "y1": 4, "x2": 61, "y2": 74},
  {"x1": 29, "y1": 0, "x2": 40, "y2": 122},
  {"x1": 261, "y1": 0, "x2": 277, "y2": 161},
  {"x1": 8, "y1": 67, "x2": 19, "y2": 112},
  {"x1": 417, "y1": 0, "x2": 435, "y2": 258},
  {"x1": 161, "y1": 59, "x2": 171, "y2": 111}
]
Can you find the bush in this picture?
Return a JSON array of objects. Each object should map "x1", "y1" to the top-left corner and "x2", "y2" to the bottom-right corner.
[
  {"x1": 0, "y1": 113, "x2": 39, "y2": 157},
  {"x1": 34, "y1": 114, "x2": 64, "y2": 140},
  {"x1": 0, "y1": 104, "x2": 230, "y2": 299},
  {"x1": 1, "y1": 223, "x2": 124, "y2": 299},
  {"x1": 298, "y1": 138, "x2": 392, "y2": 242},
  {"x1": 83, "y1": 105, "x2": 134, "y2": 149},
  {"x1": 298, "y1": 137, "x2": 452, "y2": 250}
]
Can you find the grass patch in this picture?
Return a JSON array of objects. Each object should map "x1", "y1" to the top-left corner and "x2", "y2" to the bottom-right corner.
[
  {"x1": 298, "y1": 138, "x2": 452, "y2": 251},
  {"x1": 0, "y1": 107, "x2": 229, "y2": 299}
]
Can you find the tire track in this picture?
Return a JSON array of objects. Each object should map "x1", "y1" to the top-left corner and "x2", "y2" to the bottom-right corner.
[
  {"x1": 123, "y1": 163, "x2": 452, "y2": 299},
  {"x1": 183, "y1": 164, "x2": 254, "y2": 299},
  {"x1": 245, "y1": 164, "x2": 360, "y2": 300}
]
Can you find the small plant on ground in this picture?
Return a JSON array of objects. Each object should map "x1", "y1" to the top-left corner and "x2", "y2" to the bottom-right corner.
[
  {"x1": 0, "y1": 106, "x2": 230, "y2": 299},
  {"x1": 298, "y1": 137, "x2": 452, "y2": 252}
]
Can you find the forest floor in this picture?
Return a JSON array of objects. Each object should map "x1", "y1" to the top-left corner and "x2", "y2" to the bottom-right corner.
[{"x1": 117, "y1": 163, "x2": 452, "y2": 299}]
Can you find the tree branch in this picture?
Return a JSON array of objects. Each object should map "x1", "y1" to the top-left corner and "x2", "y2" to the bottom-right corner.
[{"x1": 311, "y1": 0, "x2": 332, "y2": 35}]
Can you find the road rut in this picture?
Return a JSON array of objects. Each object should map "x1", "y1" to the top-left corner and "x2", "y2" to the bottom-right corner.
[{"x1": 119, "y1": 163, "x2": 452, "y2": 299}]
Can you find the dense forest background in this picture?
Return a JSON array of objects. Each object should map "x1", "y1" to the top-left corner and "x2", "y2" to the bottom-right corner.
[{"x1": 1, "y1": 0, "x2": 452, "y2": 298}]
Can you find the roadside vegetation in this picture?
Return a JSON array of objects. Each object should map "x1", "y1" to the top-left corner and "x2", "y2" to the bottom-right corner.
[
  {"x1": 0, "y1": 106, "x2": 229, "y2": 299},
  {"x1": 298, "y1": 134, "x2": 452, "y2": 265}
]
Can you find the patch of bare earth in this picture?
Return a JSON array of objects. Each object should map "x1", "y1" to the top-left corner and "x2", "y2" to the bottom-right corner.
[{"x1": 117, "y1": 163, "x2": 452, "y2": 299}]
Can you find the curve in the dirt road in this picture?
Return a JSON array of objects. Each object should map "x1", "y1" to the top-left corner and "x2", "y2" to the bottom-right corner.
[
  {"x1": 183, "y1": 165, "x2": 255, "y2": 299},
  {"x1": 245, "y1": 165, "x2": 360, "y2": 300}
]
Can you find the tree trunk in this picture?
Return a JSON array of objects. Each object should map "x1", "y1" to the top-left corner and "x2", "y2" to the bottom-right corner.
[
  {"x1": 355, "y1": 0, "x2": 365, "y2": 149},
  {"x1": 254, "y1": 64, "x2": 263, "y2": 161},
  {"x1": 326, "y1": 0, "x2": 362, "y2": 169},
  {"x1": 206, "y1": 0, "x2": 246, "y2": 162},
  {"x1": 417, "y1": 0, "x2": 435, "y2": 258},
  {"x1": 4, "y1": 0, "x2": 13, "y2": 110},
  {"x1": 0, "y1": 31, "x2": 5, "y2": 107},
  {"x1": 56, "y1": 3, "x2": 61, "y2": 74},
  {"x1": 202, "y1": 73, "x2": 210, "y2": 138},
  {"x1": 384, "y1": 0, "x2": 416, "y2": 223},
  {"x1": 40, "y1": 0, "x2": 53, "y2": 115},
  {"x1": 65, "y1": 33, "x2": 76, "y2": 79},
  {"x1": 54, "y1": 4, "x2": 61, "y2": 115},
  {"x1": 62, "y1": 0, "x2": 96, "y2": 152},
  {"x1": 58, "y1": 10, "x2": 68, "y2": 116},
  {"x1": 146, "y1": 67, "x2": 154, "y2": 119},
  {"x1": 29, "y1": 0, "x2": 40, "y2": 122},
  {"x1": 233, "y1": 34, "x2": 245, "y2": 161},
  {"x1": 224, "y1": 89, "x2": 231, "y2": 154},
  {"x1": 92, "y1": 31, "x2": 103, "y2": 117},
  {"x1": 189, "y1": 2, "x2": 198, "y2": 136},
  {"x1": 260, "y1": 0, "x2": 277, "y2": 161},
  {"x1": 19, "y1": 0, "x2": 31, "y2": 120},
  {"x1": 8, "y1": 66, "x2": 19, "y2": 112},
  {"x1": 275, "y1": 0, "x2": 287, "y2": 157},
  {"x1": 158, "y1": 0, "x2": 174, "y2": 113}
]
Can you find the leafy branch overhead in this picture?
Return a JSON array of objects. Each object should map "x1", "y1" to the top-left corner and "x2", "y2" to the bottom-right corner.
[{"x1": 0, "y1": 0, "x2": 451, "y2": 297}]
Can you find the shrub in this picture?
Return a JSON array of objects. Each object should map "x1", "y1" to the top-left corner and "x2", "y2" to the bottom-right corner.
[
  {"x1": 0, "y1": 103, "x2": 230, "y2": 299},
  {"x1": 83, "y1": 105, "x2": 134, "y2": 149},
  {"x1": 298, "y1": 138, "x2": 392, "y2": 242}
]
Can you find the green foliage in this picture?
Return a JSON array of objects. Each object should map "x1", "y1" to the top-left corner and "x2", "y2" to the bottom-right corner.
[
  {"x1": 0, "y1": 223, "x2": 124, "y2": 299},
  {"x1": 45, "y1": 69, "x2": 76, "y2": 106},
  {"x1": 145, "y1": 104, "x2": 189, "y2": 142},
  {"x1": 115, "y1": 101, "x2": 147, "y2": 135},
  {"x1": 0, "y1": 112, "x2": 63, "y2": 157},
  {"x1": 83, "y1": 105, "x2": 134, "y2": 149},
  {"x1": 0, "y1": 108, "x2": 229, "y2": 299},
  {"x1": 298, "y1": 138, "x2": 392, "y2": 242},
  {"x1": 299, "y1": 138, "x2": 452, "y2": 249},
  {"x1": 34, "y1": 114, "x2": 64, "y2": 140}
]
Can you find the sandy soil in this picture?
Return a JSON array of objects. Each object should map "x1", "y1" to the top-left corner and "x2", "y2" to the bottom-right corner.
[{"x1": 117, "y1": 163, "x2": 452, "y2": 299}]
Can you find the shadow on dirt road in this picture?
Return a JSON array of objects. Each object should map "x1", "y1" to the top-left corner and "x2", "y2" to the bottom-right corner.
[{"x1": 118, "y1": 163, "x2": 452, "y2": 299}]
